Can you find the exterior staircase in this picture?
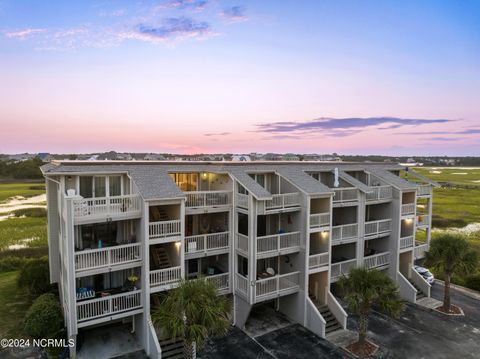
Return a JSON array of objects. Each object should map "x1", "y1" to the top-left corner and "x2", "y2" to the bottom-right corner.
[
  {"x1": 309, "y1": 293, "x2": 342, "y2": 335},
  {"x1": 159, "y1": 337, "x2": 184, "y2": 359},
  {"x1": 409, "y1": 280, "x2": 426, "y2": 301},
  {"x1": 151, "y1": 247, "x2": 171, "y2": 269}
]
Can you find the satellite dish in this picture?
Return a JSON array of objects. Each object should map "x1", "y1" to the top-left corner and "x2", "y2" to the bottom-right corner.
[{"x1": 334, "y1": 168, "x2": 339, "y2": 188}]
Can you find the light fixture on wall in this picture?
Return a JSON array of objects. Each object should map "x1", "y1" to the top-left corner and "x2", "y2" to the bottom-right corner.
[
  {"x1": 405, "y1": 218, "x2": 413, "y2": 224},
  {"x1": 202, "y1": 172, "x2": 208, "y2": 179},
  {"x1": 321, "y1": 231, "x2": 328, "y2": 239},
  {"x1": 175, "y1": 241, "x2": 181, "y2": 248}
]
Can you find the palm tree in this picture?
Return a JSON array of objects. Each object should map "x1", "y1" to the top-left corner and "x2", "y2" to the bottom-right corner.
[
  {"x1": 151, "y1": 277, "x2": 231, "y2": 359},
  {"x1": 426, "y1": 233, "x2": 478, "y2": 312},
  {"x1": 338, "y1": 267, "x2": 404, "y2": 350}
]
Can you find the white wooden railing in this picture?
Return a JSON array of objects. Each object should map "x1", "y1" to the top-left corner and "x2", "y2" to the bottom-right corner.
[
  {"x1": 400, "y1": 235, "x2": 414, "y2": 249},
  {"x1": 364, "y1": 219, "x2": 392, "y2": 237},
  {"x1": 255, "y1": 272, "x2": 300, "y2": 300},
  {"x1": 149, "y1": 220, "x2": 181, "y2": 240},
  {"x1": 73, "y1": 194, "x2": 141, "y2": 219},
  {"x1": 331, "y1": 223, "x2": 358, "y2": 242},
  {"x1": 401, "y1": 203, "x2": 415, "y2": 216},
  {"x1": 364, "y1": 252, "x2": 390, "y2": 269},
  {"x1": 205, "y1": 273, "x2": 230, "y2": 291},
  {"x1": 331, "y1": 259, "x2": 357, "y2": 280},
  {"x1": 414, "y1": 243, "x2": 429, "y2": 259},
  {"x1": 236, "y1": 274, "x2": 248, "y2": 298},
  {"x1": 257, "y1": 232, "x2": 300, "y2": 255},
  {"x1": 366, "y1": 185, "x2": 393, "y2": 201},
  {"x1": 185, "y1": 232, "x2": 229, "y2": 255},
  {"x1": 77, "y1": 290, "x2": 141, "y2": 322},
  {"x1": 306, "y1": 297, "x2": 326, "y2": 338},
  {"x1": 417, "y1": 185, "x2": 431, "y2": 196},
  {"x1": 333, "y1": 187, "x2": 358, "y2": 203},
  {"x1": 265, "y1": 193, "x2": 301, "y2": 210},
  {"x1": 236, "y1": 233, "x2": 249, "y2": 254},
  {"x1": 309, "y1": 253, "x2": 329, "y2": 270},
  {"x1": 185, "y1": 191, "x2": 232, "y2": 208},
  {"x1": 310, "y1": 213, "x2": 330, "y2": 229},
  {"x1": 150, "y1": 266, "x2": 181, "y2": 287},
  {"x1": 417, "y1": 215, "x2": 429, "y2": 227},
  {"x1": 397, "y1": 271, "x2": 417, "y2": 303},
  {"x1": 411, "y1": 266, "x2": 431, "y2": 298},
  {"x1": 75, "y1": 243, "x2": 141, "y2": 271},
  {"x1": 327, "y1": 292, "x2": 347, "y2": 330},
  {"x1": 236, "y1": 193, "x2": 249, "y2": 208}
]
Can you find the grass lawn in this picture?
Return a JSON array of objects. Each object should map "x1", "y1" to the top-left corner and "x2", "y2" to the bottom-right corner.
[
  {"x1": 413, "y1": 167, "x2": 480, "y2": 187},
  {"x1": 0, "y1": 271, "x2": 33, "y2": 338},
  {"x1": 0, "y1": 182, "x2": 45, "y2": 203},
  {"x1": 0, "y1": 217, "x2": 47, "y2": 250}
]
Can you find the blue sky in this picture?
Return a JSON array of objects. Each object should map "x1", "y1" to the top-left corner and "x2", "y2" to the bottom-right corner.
[{"x1": 1, "y1": 0, "x2": 479, "y2": 155}]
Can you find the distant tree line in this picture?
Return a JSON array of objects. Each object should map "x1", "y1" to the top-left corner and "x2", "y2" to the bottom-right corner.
[{"x1": 0, "y1": 157, "x2": 44, "y2": 179}]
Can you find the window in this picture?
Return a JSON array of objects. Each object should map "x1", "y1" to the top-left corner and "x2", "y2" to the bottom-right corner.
[
  {"x1": 94, "y1": 177, "x2": 106, "y2": 197},
  {"x1": 79, "y1": 176, "x2": 93, "y2": 198},
  {"x1": 109, "y1": 176, "x2": 122, "y2": 196}
]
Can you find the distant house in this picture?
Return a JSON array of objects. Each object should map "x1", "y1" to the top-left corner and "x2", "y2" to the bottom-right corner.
[
  {"x1": 261, "y1": 153, "x2": 283, "y2": 161},
  {"x1": 144, "y1": 154, "x2": 166, "y2": 161},
  {"x1": 37, "y1": 152, "x2": 50, "y2": 161},
  {"x1": 232, "y1": 155, "x2": 251, "y2": 162},
  {"x1": 282, "y1": 153, "x2": 300, "y2": 161}
]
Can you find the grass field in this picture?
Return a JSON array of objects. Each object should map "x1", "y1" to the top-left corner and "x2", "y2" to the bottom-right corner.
[
  {"x1": 413, "y1": 167, "x2": 480, "y2": 187},
  {"x1": 0, "y1": 271, "x2": 32, "y2": 338},
  {"x1": 0, "y1": 182, "x2": 45, "y2": 202},
  {"x1": 0, "y1": 217, "x2": 48, "y2": 250}
]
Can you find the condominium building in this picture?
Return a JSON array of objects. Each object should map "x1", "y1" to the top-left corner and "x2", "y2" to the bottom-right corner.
[{"x1": 41, "y1": 161, "x2": 436, "y2": 358}]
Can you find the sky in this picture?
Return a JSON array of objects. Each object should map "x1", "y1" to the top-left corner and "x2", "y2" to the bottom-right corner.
[{"x1": 0, "y1": 0, "x2": 479, "y2": 156}]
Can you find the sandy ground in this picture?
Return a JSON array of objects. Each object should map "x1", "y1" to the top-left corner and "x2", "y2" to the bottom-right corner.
[
  {"x1": 433, "y1": 223, "x2": 480, "y2": 235},
  {"x1": 0, "y1": 194, "x2": 46, "y2": 215}
]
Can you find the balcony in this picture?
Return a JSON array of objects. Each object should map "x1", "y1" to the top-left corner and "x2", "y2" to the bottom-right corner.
[
  {"x1": 205, "y1": 273, "x2": 230, "y2": 295},
  {"x1": 255, "y1": 271, "x2": 300, "y2": 303},
  {"x1": 401, "y1": 203, "x2": 415, "y2": 216},
  {"x1": 364, "y1": 219, "x2": 392, "y2": 239},
  {"x1": 331, "y1": 223, "x2": 358, "y2": 244},
  {"x1": 76, "y1": 290, "x2": 142, "y2": 326},
  {"x1": 235, "y1": 274, "x2": 249, "y2": 299},
  {"x1": 332, "y1": 188, "x2": 358, "y2": 205},
  {"x1": 236, "y1": 233, "x2": 249, "y2": 256},
  {"x1": 363, "y1": 252, "x2": 390, "y2": 269},
  {"x1": 400, "y1": 235, "x2": 414, "y2": 250},
  {"x1": 75, "y1": 243, "x2": 141, "y2": 274},
  {"x1": 236, "y1": 193, "x2": 249, "y2": 209},
  {"x1": 72, "y1": 194, "x2": 142, "y2": 224},
  {"x1": 414, "y1": 243, "x2": 429, "y2": 259},
  {"x1": 366, "y1": 185, "x2": 393, "y2": 202},
  {"x1": 417, "y1": 185, "x2": 431, "y2": 197},
  {"x1": 265, "y1": 193, "x2": 301, "y2": 211},
  {"x1": 331, "y1": 259, "x2": 356, "y2": 281},
  {"x1": 149, "y1": 220, "x2": 181, "y2": 242},
  {"x1": 150, "y1": 266, "x2": 182, "y2": 290},
  {"x1": 256, "y1": 232, "x2": 301, "y2": 258},
  {"x1": 417, "y1": 214, "x2": 429, "y2": 228},
  {"x1": 309, "y1": 213, "x2": 330, "y2": 230},
  {"x1": 309, "y1": 252, "x2": 329, "y2": 271},
  {"x1": 185, "y1": 232, "x2": 229, "y2": 258},
  {"x1": 185, "y1": 191, "x2": 232, "y2": 209}
]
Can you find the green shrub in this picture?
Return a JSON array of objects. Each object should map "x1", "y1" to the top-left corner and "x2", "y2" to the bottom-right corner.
[
  {"x1": 0, "y1": 257, "x2": 29, "y2": 272},
  {"x1": 24, "y1": 293, "x2": 64, "y2": 338},
  {"x1": 12, "y1": 207, "x2": 47, "y2": 218},
  {"x1": 17, "y1": 257, "x2": 51, "y2": 295},
  {"x1": 465, "y1": 273, "x2": 480, "y2": 292},
  {"x1": 0, "y1": 247, "x2": 48, "y2": 259}
]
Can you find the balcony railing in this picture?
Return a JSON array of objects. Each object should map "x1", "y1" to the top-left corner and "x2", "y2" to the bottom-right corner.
[
  {"x1": 149, "y1": 220, "x2": 181, "y2": 240},
  {"x1": 265, "y1": 193, "x2": 301, "y2": 210},
  {"x1": 364, "y1": 219, "x2": 392, "y2": 237},
  {"x1": 235, "y1": 274, "x2": 248, "y2": 298},
  {"x1": 257, "y1": 232, "x2": 300, "y2": 256},
  {"x1": 150, "y1": 266, "x2": 182, "y2": 288},
  {"x1": 417, "y1": 185, "x2": 431, "y2": 196},
  {"x1": 205, "y1": 273, "x2": 230, "y2": 292},
  {"x1": 417, "y1": 215, "x2": 429, "y2": 227},
  {"x1": 185, "y1": 191, "x2": 232, "y2": 208},
  {"x1": 366, "y1": 185, "x2": 393, "y2": 201},
  {"x1": 185, "y1": 232, "x2": 229, "y2": 256},
  {"x1": 73, "y1": 194, "x2": 141, "y2": 221},
  {"x1": 309, "y1": 253, "x2": 329, "y2": 270},
  {"x1": 331, "y1": 259, "x2": 356, "y2": 280},
  {"x1": 255, "y1": 272, "x2": 300, "y2": 301},
  {"x1": 331, "y1": 223, "x2": 358, "y2": 242},
  {"x1": 364, "y1": 252, "x2": 390, "y2": 269},
  {"x1": 76, "y1": 290, "x2": 141, "y2": 322},
  {"x1": 236, "y1": 233, "x2": 249, "y2": 255},
  {"x1": 414, "y1": 243, "x2": 429, "y2": 259},
  {"x1": 236, "y1": 193, "x2": 249, "y2": 209},
  {"x1": 333, "y1": 188, "x2": 358, "y2": 203},
  {"x1": 310, "y1": 213, "x2": 330, "y2": 229},
  {"x1": 75, "y1": 243, "x2": 141, "y2": 271},
  {"x1": 401, "y1": 203, "x2": 415, "y2": 216},
  {"x1": 400, "y1": 235, "x2": 414, "y2": 249}
]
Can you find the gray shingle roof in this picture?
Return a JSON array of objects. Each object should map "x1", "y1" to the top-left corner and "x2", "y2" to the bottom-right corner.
[
  {"x1": 129, "y1": 168, "x2": 184, "y2": 200},
  {"x1": 228, "y1": 169, "x2": 272, "y2": 200},
  {"x1": 337, "y1": 171, "x2": 372, "y2": 193},
  {"x1": 276, "y1": 167, "x2": 333, "y2": 195},
  {"x1": 370, "y1": 169, "x2": 418, "y2": 190},
  {"x1": 405, "y1": 169, "x2": 440, "y2": 187}
]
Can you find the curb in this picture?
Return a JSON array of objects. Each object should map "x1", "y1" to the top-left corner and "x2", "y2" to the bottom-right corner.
[{"x1": 436, "y1": 280, "x2": 480, "y2": 301}]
